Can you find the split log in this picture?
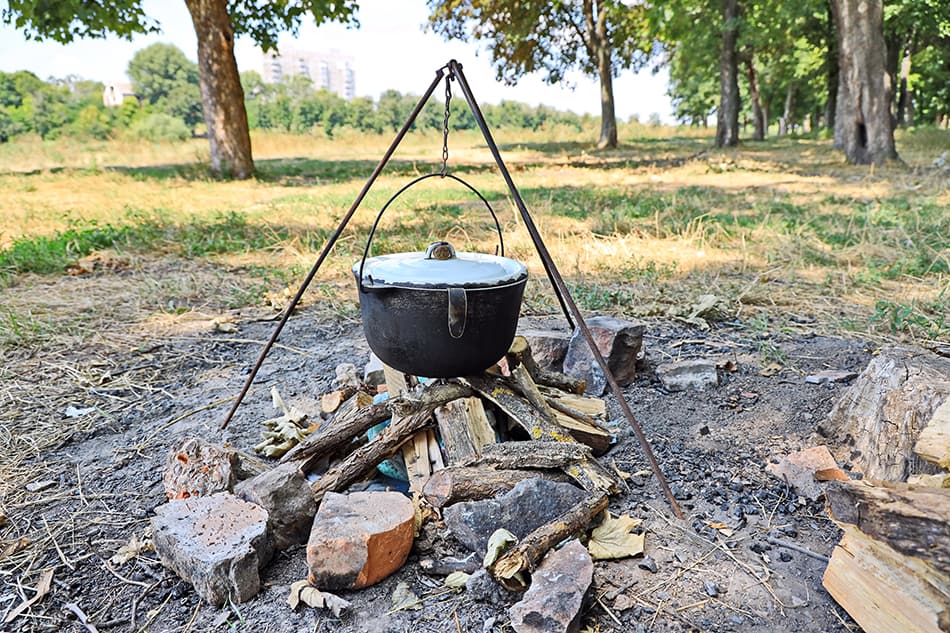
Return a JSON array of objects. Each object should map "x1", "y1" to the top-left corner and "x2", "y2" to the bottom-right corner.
[
  {"x1": 281, "y1": 382, "x2": 472, "y2": 467},
  {"x1": 422, "y1": 466, "x2": 553, "y2": 509},
  {"x1": 507, "y1": 335, "x2": 586, "y2": 394},
  {"x1": 540, "y1": 388, "x2": 607, "y2": 418},
  {"x1": 309, "y1": 408, "x2": 433, "y2": 503},
  {"x1": 384, "y1": 365, "x2": 431, "y2": 492},
  {"x1": 434, "y1": 397, "x2": 496, "y2": 465},
  {"x1": 915, "y1": 399, "x2": 950, "y2": 469},
  {"x1": 320, "y1": 386, "x2": 359, "y2": 414},
  {"x1": 548, "y1": 408, "x2": 612, "y2": 456},
  {"x1": 825, "y1": 479, "x2": 950, "y2": 571},
  {"x1": 826, "y1": 346, "x2": 950, "y2": 481},
  {"x1": 823, "y1": 479, "x2": 950, "y2": 633},
  {"x1": 470, "y1": 441, "x2": 617, "y2": 495},
  {"x1": 462, "y1": 374, "x2": 574, "y2": 443},
  {"x1": 489, "y1": 493, "x2": 608, "y2": 590}
]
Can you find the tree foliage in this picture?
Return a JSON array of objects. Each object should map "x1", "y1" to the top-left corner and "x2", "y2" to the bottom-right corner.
[{"x1": 128, "y1": 43, "x2": 202, "y2": 128}]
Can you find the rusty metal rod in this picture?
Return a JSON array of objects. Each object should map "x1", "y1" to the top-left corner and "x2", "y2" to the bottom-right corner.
[
  {"x1": 220, "y1": 67, "x2": 447, "y2": 430},
  {"x1": 449, "y1": 60, "x2": 684, "y2": 520}
]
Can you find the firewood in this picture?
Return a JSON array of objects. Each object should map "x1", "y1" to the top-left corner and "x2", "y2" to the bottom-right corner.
[
  {"x1": 283, "y1": 382, "x2": 472, "y2": 468},
  {"x1": 488, "y1": 493, "x2": 608, "y2": 590},
  {"x1": 422, "y1": 466, "x2": 554, "y2": 509},
  {"x1": 434, "y1": 397, "x2": 496, "y2": 465},
  {"x1": 507, "y1": 335, "x2": 586, "y2": 394},
  {"x1": 309, "y1": 408, "x2": 433, "y2": 503},
  {"x1": 320, "y1": 386, "x2": 359, "y2": 414},
  {"x1": 825, "y1": 479, "x2": 950, "y2": 570},
  {"x1": 914, "y1": 399, "x2": 950, "y2": 469},
  {"x1": 462, "y1": 374, "x2": 574, "y2": 443},
  {"x1": 548, "y1": 407, "x2": 612, "y2": 456},
  {"x1": 469, "y1": 441, "x2": 618, "y2": 495},
  {"x1": 384, "y1": 365, "x2": 431, "y2": 493}
]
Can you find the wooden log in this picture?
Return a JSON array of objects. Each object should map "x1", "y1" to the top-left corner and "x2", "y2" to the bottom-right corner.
[
  {"x1": 826, "y1": 346, "x2": 950, "y2": 481},
  {"x1": 282, "y1": 382, "x2": 472, "y2": 467},
  {"x1": 462, "y1": 374, "x2": 574, "y2": 443},
  {"x1": 320, "y1": 386, "x2": 359, "y2": 414},
  {"x1": 434, "y1": 397, "x2": 496, "y2": 465},
  {"x1": 309, "y1": 408, "x2": 433, "y2": 503},
  {"x1": 549, "y1": 408, "x2": 612, "y2": 456},
  {"x1": 825, "y1": 479, "x2": 950, "y2": 571},
  {"x1": 422, "y1": 466, "x2": 552, "y2": 509},
  {"x1": 915, "y1": 399, "x2": 950, "y2": 469},
  {"x1": 489, "y1": 493, "x2": 608, "y2": 590},
  {"x1": 384, "y1": 365, "x2": 430, "y2": 493},
  {"x1": 470, "y1": 441, "x2": 618, "y2": 495},
  {"x1": 540, "y1": 389, "x2": 606, "y2": 418},
  {"x1": 823, "y1": 525, "x2": 950, "y2": 633},
  {"x1": 507, "y1": 335, "x2": 586, "y2": 394}
]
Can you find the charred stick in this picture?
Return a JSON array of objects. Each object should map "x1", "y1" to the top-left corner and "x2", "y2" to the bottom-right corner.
[{"x1": 489, "y1": 493, "x2": 609, "y2": 590}]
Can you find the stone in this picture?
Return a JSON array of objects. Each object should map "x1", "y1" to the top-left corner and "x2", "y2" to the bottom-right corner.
[
  {"x1": 509, "y1": 540, "x2": 593, "y2": 633},
  {"x1": 151, "y1": 492, "x2": 272, "y2": 606},
  {"x1": 518, "y1": 328, "x2": 572, "y2": 372},
  {"x1": 805, "y1": 369, "x2": 858, "y2": 384},
  {"x1": 465, "y1": 569, "x2": 508, "y2": 604},
  {"x1": 163, "y1": 437, "x2": 238, "y2": 500},
  {"x1": 364, "y1": 353, "x2": 385, "y2": 388},
  {"x1": 334, "y1": 362, "x2": 361, "y2": 389},
  {"x1": 306, "y1": 491, "x2": 414, "y2": 589},
  {"x1": 234, "y1": 462, "x2": 316, "y2": 550},
  {"x1": 766, "y1": 446, "x2": 848, "y2": 501},
  {"x1": 443, "y1": 478, "x2": 587, "y2": 554},
  {"x1": 562, "y1": 317, "x2": 645, "y2": 396},
  {"x1": 655, "y1": 359, "x2": 719, "y2": 392}
]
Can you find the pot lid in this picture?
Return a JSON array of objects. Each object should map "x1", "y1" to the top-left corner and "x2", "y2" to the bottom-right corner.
[{"x1": 355, "y1": 241, "x2": 527, "y2": 289}]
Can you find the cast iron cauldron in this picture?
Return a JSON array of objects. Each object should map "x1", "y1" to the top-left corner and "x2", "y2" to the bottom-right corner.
[
  {"x1": 354, "y1": 240, "x2": 528, "y2": 377},
  {"x1": 353, "y1": 173, "x2": 529, "y2": 377}
]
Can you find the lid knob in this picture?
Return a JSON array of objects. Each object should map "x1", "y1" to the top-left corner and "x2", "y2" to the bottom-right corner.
[{"x1": 425, "y1": 241, "x2": 456, "y2": 261}]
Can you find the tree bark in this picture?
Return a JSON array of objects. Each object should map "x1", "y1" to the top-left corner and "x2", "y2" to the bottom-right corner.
[
  {"x1": 184, "y1": 0, "x2": 255, "y2": 179},
  {"x1": 744, "y1": 56, "x2": 766, "y2": 140},
  {"x1": 779, "y1": 83, "x2": 795, "y2": 136},
  {"x1": 831, "y1": 0, "x2": 898, "y2": 164},
  {"x1": 584, "y1": 0, "x2": 618, "y2": 149},
  {"x1": 896, "y1": 36, "x2": 915, "y2": 127},
  {"x1": 716, "y1": 0, "x2": 741, "y2": 147},
  {"x1": 825, "y1": 0, "x2": 838, "y2": 133}
]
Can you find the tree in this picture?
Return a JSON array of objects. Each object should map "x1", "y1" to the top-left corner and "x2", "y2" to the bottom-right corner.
[
  {"x1": 3, "y1": 0, "x2": 358, "y2": 178},
  {"x1": 427, "y1": 0, "x2": 652, "y2": 149},
  {"x1": 717, "y1": 0, "x2": 740, "y2": 146},
  {"x1": 831, "y1": 0, "x2": 898, "y2": 164},
  {"x1": 128, "y1": 43, "x2": 202, "y2": 128}
]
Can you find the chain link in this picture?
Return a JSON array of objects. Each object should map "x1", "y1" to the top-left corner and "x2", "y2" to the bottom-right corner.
[{"x1": 440, "y1": 75, "x2": 452, "y2": 177}]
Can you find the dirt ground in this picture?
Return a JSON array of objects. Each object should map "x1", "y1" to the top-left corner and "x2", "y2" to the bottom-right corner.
[{"x1": 0, "y1": 260, "x2": 881, "y2": 633}]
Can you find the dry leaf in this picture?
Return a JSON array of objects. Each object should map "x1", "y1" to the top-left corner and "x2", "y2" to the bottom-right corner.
[
  {"x1": 703, "y1": 521, "x2": 735, "y2": 537},
  {"x1": 0, "y1": 537, "x2": 30, "y2": 563},
  {"x1": 758, "y1": 363, "x2": 783, "y2": 377},
  {"x1": 717, "y1": 359, "x2": 738, "y2": 372},
  {"x1": 483, "y1": 528, "x2": 517, "y2": 568},
  {"x1": 254, "y1": 387, "x2": 311, "y2": 457},
  {"x1": 287, "y1": 580, "x2": 350, "y2": 616},
  {"x1": 588, "y1": 512, "x2": 645, "y2": 560},
  {"x1": 411, "y1": 492, "x2": 438, "y2": 537},
  {"x1": 390, "y1": 582, "x2": 421, "y2": 612},
  {"x1": 110, "y1": 533, "x2": 153, "y2": 565},
  {"x1": 4, "y1": 568, "x2": 54, "y2": 624},
  {"x1": 212, "y1": 319, "x2": 238, "y2": 333},
  {"x1": 444, "y1": 571, "x2": 470, "y2": 588}
]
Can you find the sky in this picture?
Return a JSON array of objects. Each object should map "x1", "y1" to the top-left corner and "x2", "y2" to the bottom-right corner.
[{"x1": 0, "y1": 0, "x2": 673, "y2": 122}]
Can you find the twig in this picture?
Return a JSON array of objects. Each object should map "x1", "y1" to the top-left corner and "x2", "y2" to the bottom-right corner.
[
  {"x1": 101, "y1": 560, "x2": 150, "y2": 588},
  {"x1": 596, "y1": 595, "x2": 623, "y2": 627},
  {"x1": 62, "y1": 603, "x2": 100, "y2": 633},
  {"x1": 43, "y1": 517, "x2": 74, "y2": 570},
  {"x1": 135, "y1": 587, "x2": 169, "y2": 632},
  {"x1": 181, "y1": 600, "x2": 201, "y2": 633},
  {"x1": 76, "y1": 464, "x2": 88, "y2": 507},
  {"x1": 765, "y1": 537, "x2": 830, "y2": 563}
]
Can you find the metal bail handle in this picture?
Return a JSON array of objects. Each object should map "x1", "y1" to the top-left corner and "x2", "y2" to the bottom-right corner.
[{"x1": 357, "y1": 172, "x2": 506, "y2": 291}]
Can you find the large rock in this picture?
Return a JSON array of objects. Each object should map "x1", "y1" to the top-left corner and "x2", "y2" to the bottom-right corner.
[
  {"x1": 443, "y1": 478, "x2": 587, "y2": 554},
  {"x1": 509, "y1": 540, "x2": 593, "y2": 633},
  {"x1": 151, "y1": 493, "x2": 272, "y2": 606},
  {"x1": 519, "y1": 329, "x2": 572, "y2": 372},
  {"x1": 826, "y1": 346, "x2": 950, "y2": 481},
  {"x1": 234, "y1": 462, "x2": 316, "y2": 550},
  {"x1": 562, "y1": 317, "x2": 644, "y2": 396},
  {"x1": 655, "y1": 359, "x2": 719, "y2": 392},
  {"x1": 307, "y1": 491, "x2": 414, "y2": 589}
]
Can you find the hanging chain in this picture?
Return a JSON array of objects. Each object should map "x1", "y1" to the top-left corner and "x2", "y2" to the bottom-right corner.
[{"x1": 440, "y1": 74, "x2": 453, "y2": 177}]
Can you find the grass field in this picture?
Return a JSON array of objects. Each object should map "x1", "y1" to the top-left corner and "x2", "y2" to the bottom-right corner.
[{"x1": 1, "y1": 122, "x2": 948, "y2": 351}]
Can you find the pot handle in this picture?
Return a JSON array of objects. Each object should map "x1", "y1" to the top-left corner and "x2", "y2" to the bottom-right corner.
[
  {"x1": 358, "y1": 172, "x2": 505, "y2": 291},
  {"x1": 447, "y1": 287, "x2": 467, "y2": 339}
]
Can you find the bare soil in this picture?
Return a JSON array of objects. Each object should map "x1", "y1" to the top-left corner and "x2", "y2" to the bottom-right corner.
[{"x1": 1, "y1": 262, "x2": 875, "y2": 633}]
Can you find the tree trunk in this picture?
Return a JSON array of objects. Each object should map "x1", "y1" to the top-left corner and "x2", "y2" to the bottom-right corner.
[
  {"x1": 744, "y1": 56, "x2": 766, "y2": 140},
  {"x1": 779, "y1": 84, "x2": 795, "y2": 136},
  {"x1": 826, "y1": 0, "x2": 839, "y2": 138},
  {"x1": 585, "y1": 0, "x2": 617, "y2": 149},
  {"x1": 896, "y1": 36, "x2": 915, "y2": 127},
  {"x1": 716, "y1": 0, "x2": 740, "y2": 147},
  {"x1": 831, "y1": 0, "x2": 898, "y2": 164},
  {"x1": 184, "y1": 0, "x2": 254, "y2": 179}
]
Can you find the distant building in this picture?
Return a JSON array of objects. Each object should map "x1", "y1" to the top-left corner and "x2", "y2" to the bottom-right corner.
[
  {"x1": 261, "y1": 48, "x2": 355, "y2": 99},
  {"x1": 102, "y1": 82, "x2": 137, "y2": 107}
]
